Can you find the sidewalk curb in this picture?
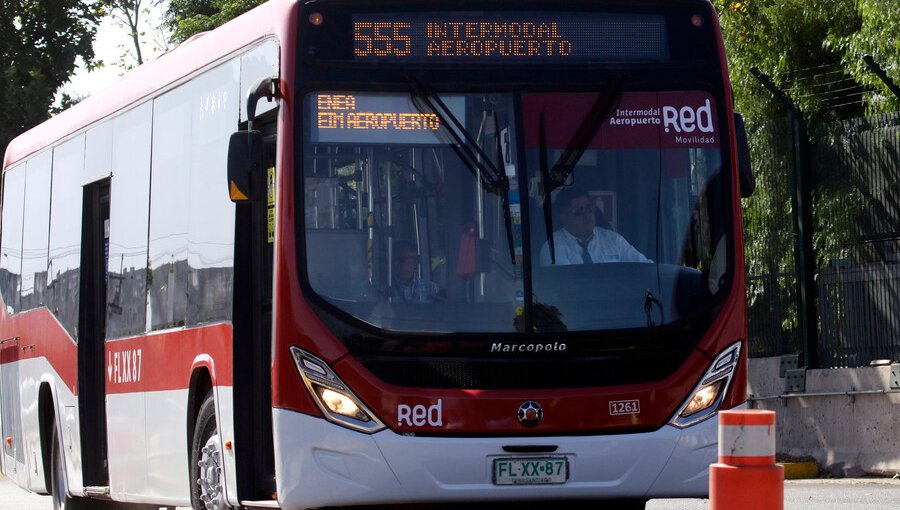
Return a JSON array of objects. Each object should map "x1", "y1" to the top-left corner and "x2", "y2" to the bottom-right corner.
[{"x1": 781, "y1": 462, "x2": 819, "y2": 480}]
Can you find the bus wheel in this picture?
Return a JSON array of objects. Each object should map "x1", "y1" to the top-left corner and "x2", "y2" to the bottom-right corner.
[
  {"x1": 191, "y1": 391, "x2": 230, "y2": 510},
  {"x1": 50, "y1": 424, "x2": 89, "y2": 510}
]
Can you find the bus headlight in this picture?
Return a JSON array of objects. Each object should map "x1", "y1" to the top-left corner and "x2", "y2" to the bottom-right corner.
[
  {"x1": 315, "y1": 386, "x2": 369, "y2": 422},
  {"x1": 670, "y1": 342, "x2": 741, "y2": 428},
  {"x1": 290, "y1": 346, "x2": 385, "y2": 433},
  {"x1": 680, "y1": 380, "x2": 724, "y2": 417}
]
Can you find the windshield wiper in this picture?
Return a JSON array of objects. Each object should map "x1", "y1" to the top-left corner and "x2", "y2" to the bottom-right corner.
[
  {"x1": 539, "y1": 76, "x2": 625, "y2": 264},
  {"x1": 547, "y1": 75, "x2": 625, "y2": 188},
  {"x1": 538, "y1": 112, "x2": 556, "y2": 264},
  {"x1": 644, "y1": 289, "x2": 665, "y2": 327},
  {"x1": 407, "y1": 76, "x2": 515, "y2": 264},
  {"x1": 407, "y1": 76, "x2": 508, "y2": 192}
]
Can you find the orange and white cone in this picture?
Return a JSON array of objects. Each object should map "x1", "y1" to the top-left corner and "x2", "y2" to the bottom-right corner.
[{"x1": 710, "y1": 410, "x2": 783, "y2": 510}]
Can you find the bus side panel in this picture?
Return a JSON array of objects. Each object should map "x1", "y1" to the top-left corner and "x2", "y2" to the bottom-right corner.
[
  {"x1": 144, "y1": 389, "x2": 191, "y2": 504},
  {"x1": 0, "y1": 164, "x2": 26, "y2": 486},
  {"x1": 0, "y1": 308, "x2": 80, "y2": 494},
  {"x1": 106, "y1": 100, "x2": 153, "y2": 501},
  {"x1": 0, "y1": 346, "x2": 27, "y2": 488},
  {"x1": 105, "y1": 325, "x2": 232, "y2": 505},
  {"x1": 184, "y1": 50, "x2": 243, "y2": 507}
]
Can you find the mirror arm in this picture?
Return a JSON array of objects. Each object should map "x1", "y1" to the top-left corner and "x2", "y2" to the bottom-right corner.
[{"x1": 246, "y1": 77, "x2": 280, "y2": 131}]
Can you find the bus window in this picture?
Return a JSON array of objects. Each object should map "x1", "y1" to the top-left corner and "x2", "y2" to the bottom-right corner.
[
  {"x1": 106, "y1": 103, "x2": 152, "y2": 340},
  {"x1": 525, "y1": 91, "x2": 727, "y2": 331},
  {"x1": 186, "y1": 62, "x2": 239, "y2": 326},
  {"x1": 0, "y1": 165, "x2": 26, "y2": 314},
  {"x1": 148, "y1": 84, "x2": 191, "y2": 331},
  {"x1": 49, "y1": 136, "x2": 86, "y2": 340},
  {"x1": 304, "y1": 93, "x2": 520, "y2": 332},
  {"x1": 21, "y1": 151, "x2": 52, "y2": 312}
]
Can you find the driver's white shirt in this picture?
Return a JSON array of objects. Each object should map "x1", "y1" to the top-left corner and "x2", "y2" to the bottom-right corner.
[{"x1": 539, "y1": 227, "x2": 651, "y2": 266}]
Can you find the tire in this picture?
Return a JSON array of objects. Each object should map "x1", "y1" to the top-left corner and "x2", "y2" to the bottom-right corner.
[
  {"x1": 190, "y1": 390, "x2": 230, "y2": 510},
  {"x1": 50, "y1": 424, "x2": 91, "y2": 510}
]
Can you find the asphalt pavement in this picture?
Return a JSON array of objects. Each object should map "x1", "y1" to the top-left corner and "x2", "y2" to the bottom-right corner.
[{"x1": 2, "y1": 475, "x2": 899, "y2": 509}]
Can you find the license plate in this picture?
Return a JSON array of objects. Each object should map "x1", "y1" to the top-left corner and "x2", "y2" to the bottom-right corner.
[{"x1": 492, "y1": 456, "x2": 569, "y2": 485}]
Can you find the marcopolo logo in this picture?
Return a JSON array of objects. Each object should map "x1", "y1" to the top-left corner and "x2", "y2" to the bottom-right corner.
[
  {"x1": 490, "y1": 342, "x2": 567, "y2": 354},
  {"x1": 397, "y1": 399, "x2": 443, "y2": 427},
  {"x1": 662, "y1": 99, "x2": 715, "y2": 134}
]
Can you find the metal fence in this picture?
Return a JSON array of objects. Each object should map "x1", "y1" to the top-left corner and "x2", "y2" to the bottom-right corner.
[
  {"x1": 744, "y1": 116, "x2": 800, "y2": 359},
  {"x1": 818, "y1": 264, "x2": 900, "y2": 367},
  {"x1": 746, "y1": 112, "x2": 900, "y2": 367}
]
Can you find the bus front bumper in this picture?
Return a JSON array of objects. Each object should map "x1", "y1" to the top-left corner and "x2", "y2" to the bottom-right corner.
[{"x1": 272, "y1": 405, "x2": 736, "y2": 509}]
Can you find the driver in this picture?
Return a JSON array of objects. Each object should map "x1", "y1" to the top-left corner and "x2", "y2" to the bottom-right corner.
[{"x1": 539, "y1": 186, "x2": 651, "y2": 266}]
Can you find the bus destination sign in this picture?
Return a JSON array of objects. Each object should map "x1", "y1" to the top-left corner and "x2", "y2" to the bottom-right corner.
[
  {"x1": 310, "y1": 93, "x2": 465, "y2": 144},
  {"x1": 352, "y1": 13, "x2": 668, "y2": 63}
]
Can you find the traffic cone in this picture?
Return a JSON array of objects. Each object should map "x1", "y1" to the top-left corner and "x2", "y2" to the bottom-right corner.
[{"x1": 710, "y1": 410, "x2": 783, "y2": 510}]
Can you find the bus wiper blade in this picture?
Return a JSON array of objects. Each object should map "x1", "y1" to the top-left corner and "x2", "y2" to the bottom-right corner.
[
  {"x1": 407, "y1": 76, "x2": 508, "y2": 192},
  {"x1": 548, "y1": 75, "x2": 625, "y2": 187},
  {"x1": 644, "y1": 289, "x2": 665, "y2": 327},
  {"x1": 493, "y1": 111, "x2": 516, "y2": 265},
  {"x1": 538, "y1": 112, "x2": 556, "y2": 264}
]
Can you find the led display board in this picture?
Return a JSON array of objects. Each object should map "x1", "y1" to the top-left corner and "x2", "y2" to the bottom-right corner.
[
  {"x1": 351, "y1": 13, "x2": 668, "y2": 63},
  {"x1": 310, "y1": 93, "x2": 466, "y2": 144}
]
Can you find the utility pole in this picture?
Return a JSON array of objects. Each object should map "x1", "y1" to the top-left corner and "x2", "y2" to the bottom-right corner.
[{"x1": 750, "y1": 67, "x2": 820, "y2": 369}]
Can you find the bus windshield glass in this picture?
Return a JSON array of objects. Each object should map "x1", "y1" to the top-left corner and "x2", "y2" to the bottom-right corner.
[{"x1": 302, "y1": 88, "x2": 729, "y2": 334}]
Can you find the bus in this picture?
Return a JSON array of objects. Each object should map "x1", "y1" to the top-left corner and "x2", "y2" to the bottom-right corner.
[{"x1": 0, "y1": 0, "x2": 754, "y2": 509}]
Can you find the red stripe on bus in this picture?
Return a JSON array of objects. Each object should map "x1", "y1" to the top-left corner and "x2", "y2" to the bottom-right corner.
[
  {"x1": 0, "y1": 307, "x2": 233, "y2": 394},
  {"x1": 104, "y1": 324, "x2": 233, "y2": 394}
]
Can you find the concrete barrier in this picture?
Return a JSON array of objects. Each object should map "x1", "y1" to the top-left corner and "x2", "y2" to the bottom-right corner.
[{"x1": 748, "y1": 357, "x2": 900, "y2": 477}]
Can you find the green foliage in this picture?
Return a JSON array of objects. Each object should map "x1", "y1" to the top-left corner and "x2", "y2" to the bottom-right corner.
[
  {"x1": 715, "y1": 0, "x2": 863, "y2": 124},
  {"x1": 714, "y1": 0, "x2": 900, "y2": 346},
  {"x1": 165, "y1": 0, "x2": 265, "y2": 44},
  {"x1": 0, "y1": 0, "x2": 101, "y2": 157},
  {"x1": 825, "y1": 0, "x2": 900, "y2": 113}
]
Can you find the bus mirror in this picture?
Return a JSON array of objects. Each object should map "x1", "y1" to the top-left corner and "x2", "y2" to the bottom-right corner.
[
  {"x1": 227, "y1": 130, "x2": 264, "y2": 202},
  {"x1": 734, "y1": 113, "x2": 755, "y2": 198}
]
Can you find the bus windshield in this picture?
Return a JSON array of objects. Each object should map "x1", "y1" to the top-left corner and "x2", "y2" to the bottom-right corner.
[{"x1": 302, "y1": 88, "x2": 728, "y2": 334}]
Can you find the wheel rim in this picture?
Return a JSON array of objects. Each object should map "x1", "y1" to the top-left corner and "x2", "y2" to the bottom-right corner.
[{"x1": 197, "y1": 433, "x2": 227, "y2": 510}]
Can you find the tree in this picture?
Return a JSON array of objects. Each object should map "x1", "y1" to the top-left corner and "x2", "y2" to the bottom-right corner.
[
  {"x1": 712, "y1": 1, "x2": 858, "y2": 349},
  {"x1": 826, "y1": 0, "x2": 900, "y2": 113},
  {"x1": 714, "y1": 0, "x2": 863, "y2": 124},
  {"x1": 0, "y1": 0, "x2": 101, "y2": 156},
  {"x1": 100, "y1": 0, "x2": 172, "y2": 69},
  {"x1": 165, "y1": 0, "x2": 264, "y2": 44},
  {"x1": 714, "y1": 0, "x2": 900, "y2": 355}
]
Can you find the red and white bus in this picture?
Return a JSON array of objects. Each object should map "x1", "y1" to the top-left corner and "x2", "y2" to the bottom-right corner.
[{"x1": 0, "y1": 0, "x2": 754, "y2": 509}]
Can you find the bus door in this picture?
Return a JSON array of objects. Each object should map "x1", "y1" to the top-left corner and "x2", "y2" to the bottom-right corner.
[
  {"x1": 77, "y1": 179, "x2": 110, "y2": 487},
  {"x1": 232, "y1": 110, "x2": 277, "y2": 500}
]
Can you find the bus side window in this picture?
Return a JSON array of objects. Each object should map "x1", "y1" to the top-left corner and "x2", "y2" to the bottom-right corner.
[
  {"x1": 106, "y1": 102, "x2": 152, "y2": 340},
  {"x1": 21, "y1": 152, "x2": 52, "y2": 312},
  {"x1": 48, "y1": 135, "x2": 87, "y2": 340},
  {"x1": 0, "y1": 165, "x2": 26, "y2": 314},
  {"x1": 148, "y1": 84, "x2": 191, "y2": 330}
]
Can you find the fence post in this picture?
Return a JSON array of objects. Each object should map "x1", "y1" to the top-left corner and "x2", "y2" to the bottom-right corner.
[
  {"x1": 710, "y1": 410, "x2": 783, "y2": 510},
  {"x1": 750, "y1": 67, "x2": 820, "y2": 369}
]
